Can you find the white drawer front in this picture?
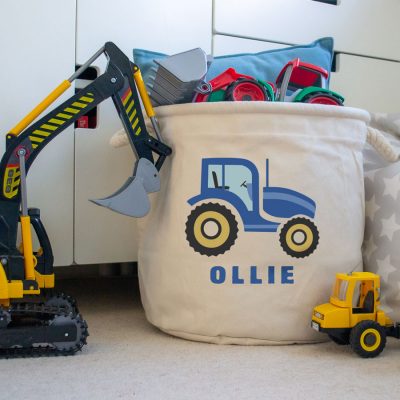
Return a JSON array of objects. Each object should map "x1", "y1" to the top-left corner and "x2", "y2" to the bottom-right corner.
[
  {"x1": 77, "y1": 0, "x2": 213, "y2": 64},
  {"x1": 74, "y1": 100, "x2": 139, "y2": 265},
  {"x1": 214, "y1": 0, "x2": 400, "y2": 61},
  {"x1": 0, "y1": 0, "x2": 75, "y2": 266},
  {"x1": 330, "y1": 54, "x2": 400, "y2": 113},
  {"x1": 74, "y1": 0, "x2": 212, "y2": 263},
  {"x1": 213, "y1": 35, "x2": 288, "y2": 55}
]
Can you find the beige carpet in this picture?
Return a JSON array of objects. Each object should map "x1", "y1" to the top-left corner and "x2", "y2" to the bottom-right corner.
[{"x1": 1, "y1": 276, "x2": 400, "y2": 400}]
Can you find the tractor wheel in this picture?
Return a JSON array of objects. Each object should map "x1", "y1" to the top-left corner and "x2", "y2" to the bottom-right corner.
[
  {"x1": 185, "y1": 203, "x2": 238, "y2": 256},
  {"x1": 302, "y1": 92, "x2": 343, "y2": 106},
  {"x1": 225, "y1": 79, "x2": 268, "y2": 101},
  {"x1": 279, "y1": 217, "x2": 319, "y2": 258},
  {"x1": 349, "y1": 320, "x2": 386, "y2": 358}
]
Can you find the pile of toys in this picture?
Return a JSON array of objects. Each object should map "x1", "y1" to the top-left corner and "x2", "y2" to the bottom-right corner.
[
  {"x1": 148, "y1": 48, "x2": 344, "y2": 106},
  {"x1": 3, "y1": 40, "x2": 398, "y2": 362}
]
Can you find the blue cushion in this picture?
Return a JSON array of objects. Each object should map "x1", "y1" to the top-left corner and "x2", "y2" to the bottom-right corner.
[{"x1": 133, "y1": 37, "x2": 334, "y2": 87}]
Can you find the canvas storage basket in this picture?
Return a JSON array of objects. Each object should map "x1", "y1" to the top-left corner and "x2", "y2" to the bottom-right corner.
[{"x1": 137, "y1": 102, "x2": 393, "y2": 344}]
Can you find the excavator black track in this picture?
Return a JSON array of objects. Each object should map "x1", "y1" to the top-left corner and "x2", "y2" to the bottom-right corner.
[{"x1": 0, "y1": 296, "x2": 88, "y2": 358}]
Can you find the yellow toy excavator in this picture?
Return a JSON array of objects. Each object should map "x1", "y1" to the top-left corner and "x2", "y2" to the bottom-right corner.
[
  {"x1": 311, "y1": 272, "x2": 400, "y2": 358},
  {"x1": 0, "y1": 42, "x2": 171, "y2": 357}
]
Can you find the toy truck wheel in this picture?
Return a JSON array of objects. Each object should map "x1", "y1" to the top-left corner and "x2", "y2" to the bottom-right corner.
[
  {"x1": 302, "y1": 92, "x2": 343, "y2": 106},
  {"x1": 225, "y1": 79, "x2": 269, "y2": 101},
  {"x1": 349, "y1": 320, "x2": 386, "y2": 358},
  {"x1": 279, "y1": 217, "x2": 319, "y2": 258},
  {"x1": 185, "y1": 203, "x2": 238, "y2": 256}
]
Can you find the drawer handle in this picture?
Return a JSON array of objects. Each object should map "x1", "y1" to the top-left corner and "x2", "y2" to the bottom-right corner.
[{"x1": 312, "y1": 0, "x2": 339, "y2": 5}]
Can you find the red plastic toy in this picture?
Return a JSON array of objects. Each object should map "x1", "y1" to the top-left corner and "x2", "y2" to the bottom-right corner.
[
  {"x1": 275, "y1": 58, "x2": 344, "y2": 105},
  {"x1": 194, "y1": 68, "x2": 275, "y2": 103}
]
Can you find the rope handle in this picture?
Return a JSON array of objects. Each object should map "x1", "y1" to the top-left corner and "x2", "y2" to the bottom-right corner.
[
  {"x1": 367, "y1": 126, "x2": 399, "y2": 163},
  {"x1": 110, "y1": 119, "x2": 400, "y2": 162}
]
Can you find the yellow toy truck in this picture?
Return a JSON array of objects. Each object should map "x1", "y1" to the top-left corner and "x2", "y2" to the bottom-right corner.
[{"x1": 311, "y1": 272, "x2": 400, "y2": 358}]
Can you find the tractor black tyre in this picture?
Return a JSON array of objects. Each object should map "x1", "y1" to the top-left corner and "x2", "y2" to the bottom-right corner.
[
  {"x1": 328, "y1": 333, "x2": 350, "y2": 346},
  {"x1": 349, "y1": 320, "x2": 386, "y2": 358},
  {"x1": 279, "y1": 217, "x2": 319, "y2": 258},
  {"x1": 225, "y1": 78, "x2": 268, "y2": 102},
  {"x1": 302, "y1": 92, "x2": 343, "y2": 106},
  {"x1": 185, "y1": 203, "x2": 238, "y2": 256}
]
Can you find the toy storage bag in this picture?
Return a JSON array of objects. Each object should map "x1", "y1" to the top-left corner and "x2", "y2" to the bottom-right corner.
[{"x1": 137, "y1": 102, "x2": 396, "y2": 344}]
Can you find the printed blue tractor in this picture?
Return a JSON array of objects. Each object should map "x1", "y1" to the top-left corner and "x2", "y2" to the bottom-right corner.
[{"x1": 185, "y1": 158, "x2": 319, "y2": 258}]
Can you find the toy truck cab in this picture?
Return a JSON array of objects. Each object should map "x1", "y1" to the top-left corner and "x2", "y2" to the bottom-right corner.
[
  {"x1": 312, "y1": 272, "x2": 400, "y2": 358},
  {"x1": 276, "y1": 58, "x2": 344, "y2": 105}
]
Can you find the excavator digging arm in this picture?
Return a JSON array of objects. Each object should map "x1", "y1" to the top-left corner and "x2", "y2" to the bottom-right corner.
[{"x1": 0, "y1": 42, "x2": 171, "y2": 269}]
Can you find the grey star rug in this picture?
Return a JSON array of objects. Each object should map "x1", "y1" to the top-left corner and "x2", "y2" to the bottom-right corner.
[{"x1": 364, "y1": 113, "x2": 400, "y2": 321}]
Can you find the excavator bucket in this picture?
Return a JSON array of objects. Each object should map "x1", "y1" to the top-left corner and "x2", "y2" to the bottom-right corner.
[{"x1": 91, "y1": 158, "x2": 160, "y2": 217}]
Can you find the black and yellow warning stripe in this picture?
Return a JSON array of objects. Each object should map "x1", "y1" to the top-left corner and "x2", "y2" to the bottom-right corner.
[
  {"x1": 29, "y1": 93, "x2": 95, "y2": 149},
  {"x1": 3, "y1": 93, "x2": 94, "y2": 199},
  {"x1": 2, "y1": 166, "x2": 21, "y2": 199},
  {"x1": 121, "y1": 89, "x2": 142, "y2": 137}
]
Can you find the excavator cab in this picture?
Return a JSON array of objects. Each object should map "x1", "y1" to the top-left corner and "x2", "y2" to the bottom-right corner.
[{"x1": 312, "y1": 272, "x2": 400, "y2": 358}]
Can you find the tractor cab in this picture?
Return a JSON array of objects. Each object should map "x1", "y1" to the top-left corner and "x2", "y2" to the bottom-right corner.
[
  {"x1": 188, "y1": 158, "x2": 262, "y2": 222},
  {"x1": 193, "y1": 158, "x2": 316, "y2": 220},
  {"x1": 276, "y1": 58, "x2": 344, "y2": 105},
  {"x1": 204, "y1": 158, "x2": 257, "y2": 211}
]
